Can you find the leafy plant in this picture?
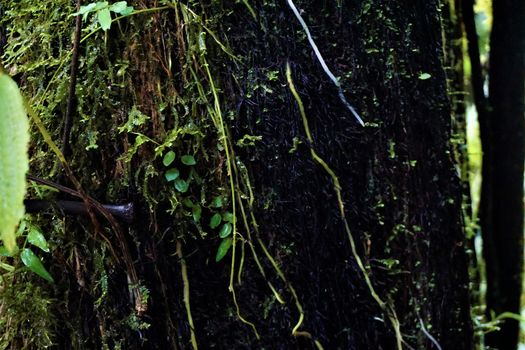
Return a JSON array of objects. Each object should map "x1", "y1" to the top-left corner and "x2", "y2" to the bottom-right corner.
[
  {"x1": 165, "y1": 168, "x2": 180, "y2": 182},
  {"x1": 218, "y1": 223, "x2": 232, "y2": 238},
  {"x1": 163, "y1": 151, "x2": 176, "y2": 166},
  {"x1": 0, "y1": 70, "x2": 53, "y2": 282},
  {"x1": 27, "y1": 224, "x2": 50, "y2": 253},
  {"x1": 211, "y1": 196, "x2": 223, "y2": 208},
  {"x1": 74, "y1": 1, "x2": 134, "y2": 31},
  {"x1": 181, "y1": 155, "x2": 196, "y2": 166},
  {"x1": 192, "y1": 205, "x2": 202, "y2": 223},
  {"x1": 22, "y1": 223, "x2": 53, "y2": 282},
  {"x1": 174, "y1": 178, "x2": 189, "y2": 193},
  {"x1": 162, "y1": 151, "x2": 198, "y2": 193},
  {"x1": 209, "y1": 213, "x2": 222, "y2": 229},
  {"x1": 21, "y1": 248, "x2": 54, "y2": 283},
  {"x1": 215, "y1": 237, "x2": 232, "y2": 262},
  {"x1": 0, "y1": 220, "x2": 54, "y2": 283}
]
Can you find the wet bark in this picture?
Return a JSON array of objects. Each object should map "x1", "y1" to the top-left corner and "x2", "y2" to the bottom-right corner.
[
  {"x1": 184, "y1": 1, "x2": 473, "y2": 348},
  {"x1": 1, "y1": 1, "x2": 473, "y2": 349}
]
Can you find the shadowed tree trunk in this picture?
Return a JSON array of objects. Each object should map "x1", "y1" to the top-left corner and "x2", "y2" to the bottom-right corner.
[
  {"x1": 482, "y1": 1, "x2": 525, "y2": 349},
  {"x1": 0, "y1": 1, "x2": 473, "y2": 349}
]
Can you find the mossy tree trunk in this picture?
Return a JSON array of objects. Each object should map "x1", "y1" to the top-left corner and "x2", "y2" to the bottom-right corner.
[{"x1": 0, "y1": 1, "x2": 472, "y2": 349}]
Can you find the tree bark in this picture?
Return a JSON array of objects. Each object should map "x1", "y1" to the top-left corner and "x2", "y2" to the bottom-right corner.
[
  {"x1": 188, "y1": 1, "x2": 473, "y2": 348},
  {"x1": 483, "y1": 1, "x2": 525, "y2": 349},
  {"x1": 0, "y1": 1, "x2": 473, "y2": 349}
]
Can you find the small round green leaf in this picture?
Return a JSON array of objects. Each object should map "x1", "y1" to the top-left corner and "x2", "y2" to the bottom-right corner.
[
  {"x1": 20, "y1": 248, "x2": 54, "y2": 283},
  {"x1": 418, "y1": 73, "x2": 432, "y2": 80},
  {"x1": 222, "y1": 212, "x2": 234, "y2": 224},
  {"x1": 164, "y1": 168, "x2": 180, "y2": 182},
  {"x1": 181, "y1": 155, "x2": 196, "y2": 165},
  {"x1": 211, "y1": 196, "x2": 223, "y2": 208},
  {"x1": 192, "y1": 205, "x2": 202, "y2": 223},
  {"x1": 163, "y1": 151, "x2": 176, "y2": 166},
  {"x1": 209, "y1": 213, "x2": 222, "y2": 229},
  {"x1": 174, "y1": 179, "x2": 189, "y2": 193},
  {"x1": 218, "y1": 223, "x2": 232, "y2": 238},
  {"x1": 215, "y1": 237, "x2": 233, "y2": 262}
]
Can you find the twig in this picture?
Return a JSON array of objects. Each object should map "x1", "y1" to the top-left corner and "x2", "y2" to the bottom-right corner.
[
  {"x1": 26, "y1": 174, "x2": 119, "y2": 260},
  {"x1": 27, "y1": 172, "x2": 144, "y2": 313},
  {"x1": 24, "y1": 199, "x2": 135, "y2": 224}
]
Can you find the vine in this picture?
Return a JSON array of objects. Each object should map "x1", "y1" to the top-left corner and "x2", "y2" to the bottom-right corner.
[{"x1": 286, "y1": 62, "x2": 403, "y2": 350}]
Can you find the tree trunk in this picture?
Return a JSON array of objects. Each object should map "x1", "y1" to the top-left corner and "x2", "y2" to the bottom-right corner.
[
  {"x1": 483, "y1": 1, "x2": 525, "y2": 349},
  {"x1": 0, "y1": 1, "x2": 473, "y2": 349}
]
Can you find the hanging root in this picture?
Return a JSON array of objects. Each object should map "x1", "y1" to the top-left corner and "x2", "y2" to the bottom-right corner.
[
  {"x1": 286, "y1": 0, "x2": 364, "y2": 126},
  {"x1": 176, "y1": 240, "x2": 199, "y2": 350},
  {"x1": 179, "y1": 4, "x2": 325, "y2": 346},
  {"x1": 230, "y1": 144, "x2": 325, "y2": 348},
  {"x1": 286, "y1": 63, "x2": 403, "y2": 350},
  {"x1": 418, "y1": 316, "x2": 442, "y2": 350}
]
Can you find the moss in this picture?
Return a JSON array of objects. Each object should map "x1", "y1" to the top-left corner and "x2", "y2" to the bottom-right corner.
[{"x1": 0, "y1": 275, "x2": 57, "y2": 349}]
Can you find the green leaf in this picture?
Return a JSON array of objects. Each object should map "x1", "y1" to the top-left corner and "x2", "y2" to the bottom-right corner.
[
  {"x1": 0, "y1": 246, "x2": 13, "y2": 257},
  {"x1": 0, "y1": 72, "x2": 29, "y2": 255},
  {"x1": 174, "y1": 179, "x2": 189, "y2": 193},
  {"x1": 93, "y1": 1, "x2": 109, "y2": 11},
  {"x1": 16, "y1": 219, "x2": 27, "y2": 237},
  {"x1": 117, "y1": 106, "x2": 150, "y2": 133},
  {"x1": 211, "y1": 196, "x2": 223, "y2": 208},
  {"x1": 418, "y1": 73, "x2": 431, "y2": 80},
  {"x1": 218, "y1": 223, "x2": 232, "y2": 238},
  {"x1": 181, "y1": 155, "x2": 196, "y2": 166},
  {"x1": 76, "y1": 2, "x2": 97, "y2": 14},
  {"x1": 97, "y1": 8, "x2": 112, "y2": 31},
  {"x1": 109, "y1": 1, "x2": 128, "y2": 13},
  {"x1": 209, "y1": 213, "x2": 222, "y2": 229},
  {"x1": 27, "y1": 226, "x2": 50, "y2": 253},
  {"x1": 21, "y1": 248, "x2": 54, "y2": 283},
  {"x1": 74, "y1": 3, "x2": 97, "y2": 21},
  {"x1": 183, "y1": 199, "x2": 194, "y2": 208},
  {"x1": 164, "y1": 168, "x2": 180, "y2": 182},
  {"x1": 222, "y1": 212, "x2": 234, "y2": 224},
  {"x1": 163, "y1": 151, "x2": 176, "y2": 166},
  {"x1": 215, "y1": 237, "x2": 232, "y2": 262},
  {"x1": 192, "y1": 205, "x2": 202, "y2": 223},
  {"x1": 120, "y1": 6, "x2": 134, "y2": 16}
]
